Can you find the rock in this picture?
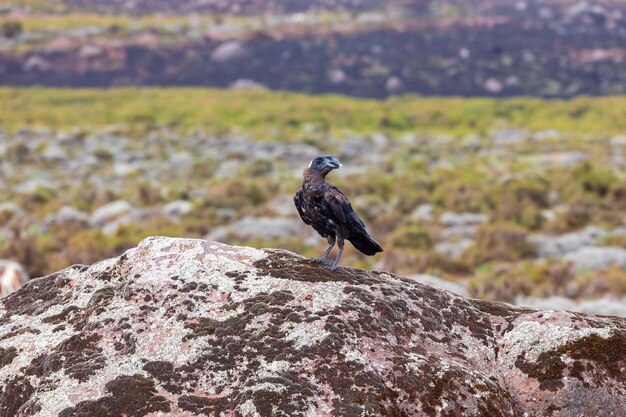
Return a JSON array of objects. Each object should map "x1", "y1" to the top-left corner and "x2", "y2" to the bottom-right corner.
[
  {"x1": 406, "y1": 274, "x2": 469, "y2": 296},
  {"x1": 516, "y1": 295, "x2": 626, "y2": 317},
  {"x1": 211, "y1": 41, "x2": 248, "y2": 63},
  {"x1": 162, "y1": 200, "x2": 193, "y2": 218},
  {"x1": 112, "y1": 162, "x2": 140, "y2": 177},
  {"x1": 206, "y1": 216, "x2": 303, "y2": 242},
  {"x1": 101, "y1": 207, "x2": 166, "y2": 236},
  {"x1": 0, "y1": 260, "x2": 28, "y2": 297},
  {"x1": 484, "y1": 78, "x2": 503, "y2": 93},
  {"x1": 265, "y1": 195, "x2": 296, "y2": 217},
  {"x1": 410, "y1": 203, "x2": 433, "y2": 222},
  {"x1": 22, "y1": 55, "x2": 51, "y2": 72},
  {"x1": 435, "y1": 238, "x2": 475, "y2": 259},
  {"x1": 563, "y1": 246, "x2": 626, "y2": 271},
  {"x1": 441, "y1": 224, "x2": 480, "y2": 239},
  {"x1": 490, "y1": 129, "x2": 528, "y2": 146},
  {"x1": 13, "y1": 179, "x2": 57, "y2": 195},
  {"x1": 328, "y1": 68, "x2": 347, "y2": 84},
  {"x1": 90, "y1": 200, "x2": 134, "y2": 227},
  {"x1": 515, "y1": 295, "x2": 577, "y2": 311},
  {"x1": 537, "y1": 151, "x2": 588, "y2": 167},
  {"x1": 229, "y1": 79, "x2": 267, "y2": 90},
  {"x1": 78, "y1": 44, "x2": 104, "y2": 59},
  {"x1": 1, "y1": 237, "x2": 625, "y2": 416},
  {"x1": 385, "y1": 76, "x2": 404, "y2": 94},
  {"x1": 42, "y1": 205, "x2": 89, "y2": 230},
  {"x1": 168, "y1": 151, "x2": 193, "y2": 172},
  {"x1": 528, "y1": 226, "x2": 608, "y2": 258},
  {"x1": 0, "y1": 202, "x2": 25, "y2": 220},
  {"x1": 41, "y1": 144, "x2": 68, "y2": 162},
  {"x1": 440, "y1": 211, "x2": 489, "y2": 227}
]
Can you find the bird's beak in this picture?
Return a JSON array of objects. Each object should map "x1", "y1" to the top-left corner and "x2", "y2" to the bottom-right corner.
[{"x1": 325, "y1": 156, "x2": 342, "y2": 170}]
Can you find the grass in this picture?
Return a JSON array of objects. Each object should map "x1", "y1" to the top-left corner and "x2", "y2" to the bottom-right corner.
[
  {"x1": 0, "y1": 13, "x2": 236, "y2": 32},
  {"x1": 3, "y1": 88, "x2": 626, "y2": 139}
]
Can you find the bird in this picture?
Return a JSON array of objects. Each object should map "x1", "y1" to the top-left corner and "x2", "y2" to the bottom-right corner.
[{"x1": 294, "y1": 155, "x2": 383, "y2": 270}]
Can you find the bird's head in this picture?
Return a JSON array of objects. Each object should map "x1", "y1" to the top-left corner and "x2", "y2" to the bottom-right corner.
[{"x1": 308, "y1": 155, "x2": 342, "y2": 177}]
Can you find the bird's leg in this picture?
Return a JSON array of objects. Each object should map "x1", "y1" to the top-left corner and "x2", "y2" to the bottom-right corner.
[
  {"x1": 311, "y1": 236, "x2": 335, "y2": 263},
  {"x1": 324, "y1": 236, "x2": 344, "y2": 270}
]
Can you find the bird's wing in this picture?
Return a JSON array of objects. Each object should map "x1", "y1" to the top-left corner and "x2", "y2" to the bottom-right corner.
[
  {"x1": 325, "y1": 185, "x2": 383, "y2": 254},
  {"x1": 293, "y1": 189, "x2": 311, "y2": 225},
  {"x1": 322, "y1": 187, "x2": 351, "y2": 225},
  {"x1": 324, "y1": 185, "x2": 365, "y2": 228}
]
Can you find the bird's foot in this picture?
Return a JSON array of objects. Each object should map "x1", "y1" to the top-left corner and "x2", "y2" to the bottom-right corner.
[
  {"x1": 322, "y1": 264, "x2": 340, "y2": 271},
  {"x1": 310, "y1": 257, "x2": 330, "y2": 264}
]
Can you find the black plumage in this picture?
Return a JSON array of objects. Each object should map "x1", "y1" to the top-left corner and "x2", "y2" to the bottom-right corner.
[{"x1": 294, "y1": 155, "x2": 383, "y2": 270}]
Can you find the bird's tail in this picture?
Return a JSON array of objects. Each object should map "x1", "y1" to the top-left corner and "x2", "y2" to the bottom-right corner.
[{"x1": 349, "y1": 232, "x2": 383, "y2": 256}]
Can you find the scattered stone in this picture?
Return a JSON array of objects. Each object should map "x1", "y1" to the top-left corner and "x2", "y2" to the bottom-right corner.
[
  {"x1": 410, "y1": 204, "x2": 434, "y2": 222},
  {"x1": 484, "y1": 78, "x2": 503, "y2": 93},
  {"x1": 229, "y1": 79, "x2": 267, "y2": 90},
  {"x1": 440, "y1": 212, "x2": 489, "y2": 227},
  {"x1": 529, "y1": 226, "x2": 608, "y2": 258},
  {"x1": 90, "y1": 200, "x2": 134, "y2": 227},
  {"x1": 563, "y1": 246, "x2": 626, "y2": 271},
  {"x1": 490, "y1": 129, "x2": 528, "y2": 146},
  {"x1": 537, "y1": 151, "x2": 588, "y2": 166},
  {"x1": 385, "y1": 76, "x2": 404, "y2": 94},
  {"x1": 101, "y1": 207, "x2": 165, "y2": 236},
  {"x1": 0, "y1": 202, "x2": 25, "y2": 219},
  {"x1": 206, "y1": 216, "x2": 303, "y2": 242},
  {"x1": 41, "y1": 144, "x2": 68, "y2": 162},
  {"x1": 22, "y1": 55, "x2": 51, "y2": 72},
  {"x1": 0, "y1": 260, "x2": 29, "y2": 297},
  {"x1": 515, "y1": 295, "x2": 626, "y2": 317},
  {"x1": 211, "y1": 40, "x2": 248, "y2": 63},
  {"x1": 43, "y1": 205, "x2": 89, "y2": 230},
  {"x1": 78, "y1": 44, "x2": 104, "y2": 59},
  {"x1": 441, "y1": 224, "x2": 480, "y2": 239},
  {"x1": 435, "y1": 238, "x2": 474, "y2": 259},
  {"x1": 328, "y1": 68, "x2": 347, "y2": 84},
  {"x1": 162, "y1": 200, "x2": 193, "y2": 217},
  {"x1": 406, "y1": 274, "x2": 469, "y2": 296}
]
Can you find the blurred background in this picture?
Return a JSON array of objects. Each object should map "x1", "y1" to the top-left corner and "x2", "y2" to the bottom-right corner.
[{"x1": 2, "y1": 0, "x2": 626, "y2": 315}]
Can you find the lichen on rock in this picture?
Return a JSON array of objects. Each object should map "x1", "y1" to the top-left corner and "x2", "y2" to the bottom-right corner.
[{"x1": 1, "y1": 237, "x2": 625, "y2": 417}]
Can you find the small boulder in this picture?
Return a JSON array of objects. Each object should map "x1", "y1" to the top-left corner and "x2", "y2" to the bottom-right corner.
[
  {"x1": 440, "y1": 211, "x2": 489, "y2": 227},
  {"x1": 206, "y1": 216, "x2": 302, "y2": 242},
  {"x1": 162, "y1": 200, "x2": 193, "y2": 218},
  {"x1": 529, "y1": 227, "x2": 607, "y2": 258},
  {"x1": 563, "y1": 246, "x2": 626, "y2": 271},
  {"x1": 0, "y1": 260, "x2": 29, "y2": 297},
  {"x1": 43, "y1": 205, "x2": 89, "y2": 231},
  {"x1": 229, "y1": 79, "x2": 267, "y2": 90},
  {"x1": 211, "y1": 41, "x2": 248, "y2": 63},
  {"x1": 90, "y1": 201, "x2": 133, "y2": 227}
]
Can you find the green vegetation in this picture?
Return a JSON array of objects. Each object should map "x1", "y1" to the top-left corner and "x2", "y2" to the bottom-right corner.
[
  {"x1": 2, "y1": 87, "x2": 626, "y2": 304},
  {"x1": 4, "y1": 88, "x2": 626, "y2": 138}
]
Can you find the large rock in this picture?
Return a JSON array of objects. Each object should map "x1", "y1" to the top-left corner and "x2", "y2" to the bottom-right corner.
[{"x1": 1, "y1": 237, "x2": 625, "y2": 417}]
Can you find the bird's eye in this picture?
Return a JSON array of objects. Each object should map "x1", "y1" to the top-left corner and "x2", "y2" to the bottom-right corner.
[{"x1": 315, "y1": 157, "x2": 323, "y2": 164}]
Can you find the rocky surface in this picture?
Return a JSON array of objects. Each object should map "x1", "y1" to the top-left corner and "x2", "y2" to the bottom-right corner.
[{"x1": 1, "y1": 237, "x2": 625, "y2": 417}]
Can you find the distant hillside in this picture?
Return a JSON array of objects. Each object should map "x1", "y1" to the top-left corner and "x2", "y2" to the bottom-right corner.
[{"x1": 1, "y1": 0, "x2": 626, "y2": 97}]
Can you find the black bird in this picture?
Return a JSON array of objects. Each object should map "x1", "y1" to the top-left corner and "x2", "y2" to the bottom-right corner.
[{"x1": 294, "y1": 155, "x2": 383, "y2": 270}]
